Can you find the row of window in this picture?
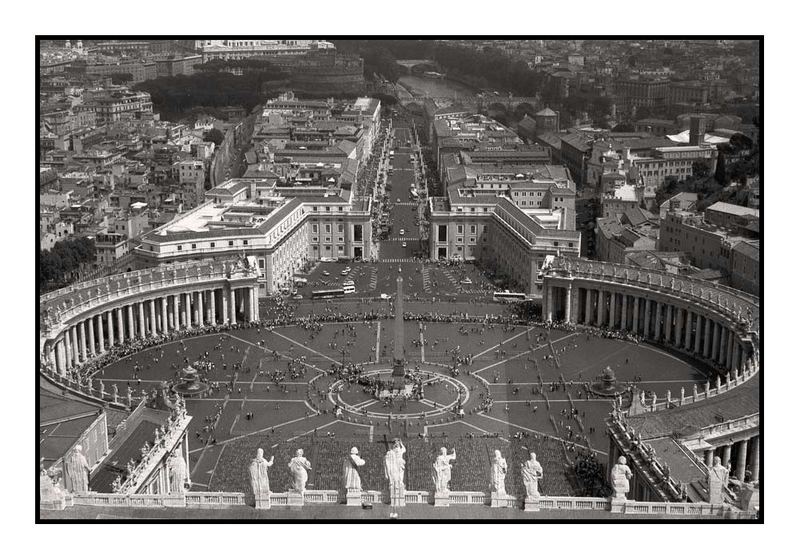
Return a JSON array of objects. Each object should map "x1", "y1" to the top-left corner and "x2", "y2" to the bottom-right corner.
[{"x1": 174, "y1": 239, "x2": 249, "y2": 251}]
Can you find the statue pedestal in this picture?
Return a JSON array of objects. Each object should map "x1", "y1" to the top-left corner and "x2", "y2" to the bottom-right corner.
[
  {"x1": 610, "y1": 497, "x2": 627, "y2": 513},
  {"x1": 287, "y1": 491, "x2": 304, "y2": 507},
  {"x1": 389, "y1": 488, "x2": 406, "y2": 508},
  {"x1": 345, "y1": 489, "x2": 362, "y2": 506},
  {"x1": 434, "y1": 492, "x2": 450, "y2": 507},
  {"x1": 254, "y1": 494, "x2": 271, "y2": 510},
  {"x1": 523, "y1": 496, "x2": 540, "y2": 512},
  {"x1": 490, "y1": 492, "x2": 513, "y2": 508}
]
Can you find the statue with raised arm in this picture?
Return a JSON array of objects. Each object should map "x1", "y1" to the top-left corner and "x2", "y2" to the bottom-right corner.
[
  {"x1": 288, "y1": 449, "x2": 312, "y2": 494},
  {"x1": 707, "y1": 456, "x2": 729, "y2": 504},
  {"x1": 491, "y1": 449, "x2": 508, "y2": 496},
  {"x1": 522, "y1": 452, "x2": 543, "y2": 498},
  {"x1": 167, "y1": 450, "x2": 187, "y2": 494},
  {"x1": 63, "y1": 444, "x2": 90, "y2": 493},
  {"x1": 249, "y1": 448, "x2": 274, "y2": 499},
  {"x1": 343, "y1": 447, "x2": 366, "y2": 493},
  {"x1": 432, "y1": 447, "x2": 457, "y2": 494},
  {"x1": 384, "y1": 438, "x2": 406, "y2": 494},
  {"x1": 611, "y1": 456, "x2": 633, "y2": 499}
]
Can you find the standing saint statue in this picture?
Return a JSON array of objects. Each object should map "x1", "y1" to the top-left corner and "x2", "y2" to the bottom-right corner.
[
  {"x1": 249, "y1": 448, "x2": 274, "y2": 499},
  {"x1": 343, "y1": 447, "x2": 366, "y2": 493},
  {"x1": 521, "y1": 452, "x2": 543, "y2": 498},
  {"x1": 64, "y1": 444, "x2": 90, "y2": 493},
  {"x1": 432, "y1": 447, "x2": 457, "y2": 494},
  {"x1": 491, "y1": 450, "x2": 508, "y2": 496},
  {"x1": 611, "y1": 456, "x2": 633, "y2": 499},
  {"x1": 167, "y1": 450, "x2": 187, "y2": 494},
  {"x1": 288, "y1": 449, "x2": 312, "y2": 494},
  {"x1": 384, "y1": 438, "x2": 406, "y2": 494},
  {"x1": 707, "y1": 456, "x2": 729, "y2": 505}
]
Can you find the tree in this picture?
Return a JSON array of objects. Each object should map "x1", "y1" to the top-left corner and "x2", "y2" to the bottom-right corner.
[
  {"x1": 204, "y1": 128, "x2": 225, "y2": 146},
  {"x1": 714, "y1": 150, "x2": 728, "y2": 186},
  {"x1": 692, "y1": 160, "x2": 712, "y2": 179},
  {"x1": 612, "y1": 123, "x2": 636, "y2": 133},
  {"x1": 110, "y1": 72, "x2": 133, "y2": 85}
]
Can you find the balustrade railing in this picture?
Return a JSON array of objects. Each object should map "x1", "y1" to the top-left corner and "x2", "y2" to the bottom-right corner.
[{"x1": 57, "y1": 490, "x2": 754, "y2": 518}]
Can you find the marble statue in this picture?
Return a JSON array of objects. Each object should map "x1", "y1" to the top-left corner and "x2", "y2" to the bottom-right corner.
[
  {"x1": 384, "y1": 438, "x2": 406, "y2": 493},
  {"x1": 64, "y1": 444, "x2": 90, "y2": 493},
  {"x1": 40, "y1": 458, "x2": 64, "y2": 504},
  {"x1": 249, "y1": 448, "x2": 274, "y2": 498},
  {"x1": 167, "y1": 450, "x2": 187, "y2": 494},
  {"x1": 707, "y1": 456, "x2": 729, "y2": 504},
  {"x1": 343, "y1": 447, "x2": 366, "y2": 492},
  {"x1": 491, "y1": 450, "x2": 508, "y2": 496},
  {"x1": 432, "y1": 447, "x2": 457, "y2": 494},
  {"x1": 610, "y1": 456, "x2": 632, "y2": 499},
  {"x1": 521, "y1": 452, "x2": 543, "y2": 498},
  {"x1": 288, "y1": 449, "x2": 312, "y2": 494},
  {"x1": 111, "y1": 384, "x2": 119, "y2": 402}
]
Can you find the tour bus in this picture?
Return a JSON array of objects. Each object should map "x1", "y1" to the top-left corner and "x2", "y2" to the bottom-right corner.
[
  {"x1": 342, "y1": 284, "x2": 356, "y2": 295},
  {"x1": 311, "y1": 288, "x2": 346, "y2": 300},
  {"x1": 493, "y1": 291, "x2": 529, "y2": 303}
]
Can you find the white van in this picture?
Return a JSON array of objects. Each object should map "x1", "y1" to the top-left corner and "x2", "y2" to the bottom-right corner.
[{"x1": 343, "y1": 285, "x2": 356, "y2": 294}]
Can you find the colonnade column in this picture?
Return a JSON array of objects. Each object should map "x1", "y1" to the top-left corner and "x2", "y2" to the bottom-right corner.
[
  {"x1": 598, "y1": 290, "x2": 606, "y2": 326},
  {"x1": 736, "y1": 439, "x2": 748, "y2": 481},
  {"x1": 606, "y1": 292, "x2": 615, "y2": 328},
  {"x1": 749, "y1": 436, "x2": 760, "y2": 481},
  {"x1": 97, "y1": 314, "x2": 105, "y2": 353},
  {"x1": 564, "y1": 286, "x2": 572, "y2": 324},
  {"x1": 210, "y1": 289, "x2": 217, "y2": 325},
  {"x1": 252, "y1": 287, "x2": 259, "y2": 322},
  {"x1": 64, "y1": 331, "x2": 73, "y2": 368},
  {"x1": 704, "y1": 317, "x2": 713, "y2": 358},
  {"x1": 149, "y1": 299, "x2": 157, "y2": 335},
  {"x1": 712, "y1": 322, "x2": 721, "y2": 363},
  {"x1": 704, "y1": 449, "x2": 714, "y2": 467},
  {"x1": 665, "y1": 304, "x2": 673, "y2": 343},
  {"x1": 198, "y1": 291, "x2": 205, "y2": 326},
  {"x1": 79, "y1": 321, "x2": 88, "y2": 361},
  {"x1": 632, "y1": 297, "x2": 640, "y2": 334},
  {"x1": 694, "y1": 315, "x2": 703, "y2": 355},
  {"x1": 721, "y1": 444, "x2": 732, "y2": 468},
  {"x1": 88, "y1": 318, "x2": 96, "y2": 357},
  {"x1": 138, "y1": 302, "x2": 146, "y2": 339},
  {"x1": 684, "y1": 310, "x2": 693, "y2": 350},
  {"x1": 222, "y1": 289, "x2": 229, "y2": 324},
  {"x1": 727, "y1": 331, "x2": 735, "y2": 371},
  {"x1": 182, "y1": 293, "x2": 190, "y2": 328},
  {"x1": 161, "y1": 297, "x2": 168, "y2": 334},
  {"x1": 653, "y1": 302, "x2": 662, "y2": 341},
  {"x1": 57, "y1": 339, "x2": 67, "y2": 374},
  {"x1": 71, "y1": 326, "x2": 80, "y2": 364},
  {"x1": 127, "y1": 305, "x2": 135, "y2": 340},
  {"x1": 116, "y1": 307, "x2": 125, "y2": 343},
  {"x1": 229, "y1": 288, "x2": 237, "y2": 325},
  {"x1": 620, "y1": 294, "x2": 628, "y2": 331},
  {"x1": 584, "y1": 289, "x2": 592, "y2": 325},
  {"x1": 172, "y1": 294, "x2": 180, "y2": 331},
  {"x1": 643, "y1": 299, "x2": 652, "y2": 339},
  {"x1": 107, "y1": 310, "x2": 115, "y2": 347},
  {"x1": 674, "y1": 308, "x2": 683, "y2": 347}
]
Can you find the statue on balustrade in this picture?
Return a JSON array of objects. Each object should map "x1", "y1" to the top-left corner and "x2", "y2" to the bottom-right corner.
[
  {"x1": 432, "y1": 447, "x2": 457, "y2": 494},
  {"x1": 288, "y1": 449, "x2": 312, "y2": 494},
  {"x1": 610, "y1": 456, "x2": 632, "y2": 499},
  {"x1": 521, "y1": 452, "x2": 543, "y2": 498},
  {"x1": 167, "y1": 450, "x2": 187, "y2": 494},
  {"x1": 707, "y1": 456, "x2": 729, "y2": 505},
  {"x1": 491, "y1": 450, "x2": 508, "y2": 496},
  {"x1": 249, "y1": 448, "x2": 274, "y2": 499},
  {"x1": 64, "y1": 444, "x2": 90, "y2": 493},
  {"x1": 343, "y1": 447, "x2": 366, "y2": 493},
  {"x1": 384, "y1": 438, "x2": 406, "y2": 494},
  {"x1": 40, "y1": 458, "x2": 65, "y2": 503}
]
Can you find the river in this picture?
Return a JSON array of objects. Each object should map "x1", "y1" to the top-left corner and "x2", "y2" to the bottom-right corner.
[{"x1": 396, "y1": 75, "x2": 478, "y2": 100}]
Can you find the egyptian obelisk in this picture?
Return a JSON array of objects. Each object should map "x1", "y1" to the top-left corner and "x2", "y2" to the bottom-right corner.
[{"x1": 391, "y1": 266, "x2": 405, "y2": 384}]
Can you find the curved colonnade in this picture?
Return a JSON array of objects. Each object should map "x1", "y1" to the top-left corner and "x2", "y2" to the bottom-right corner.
[
  {"x1": 39, "y1": 260, "x2": 261, "y2": 382},
  {"x1": 541, "y1": 257, "x2": 760, "y2": 380}
]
